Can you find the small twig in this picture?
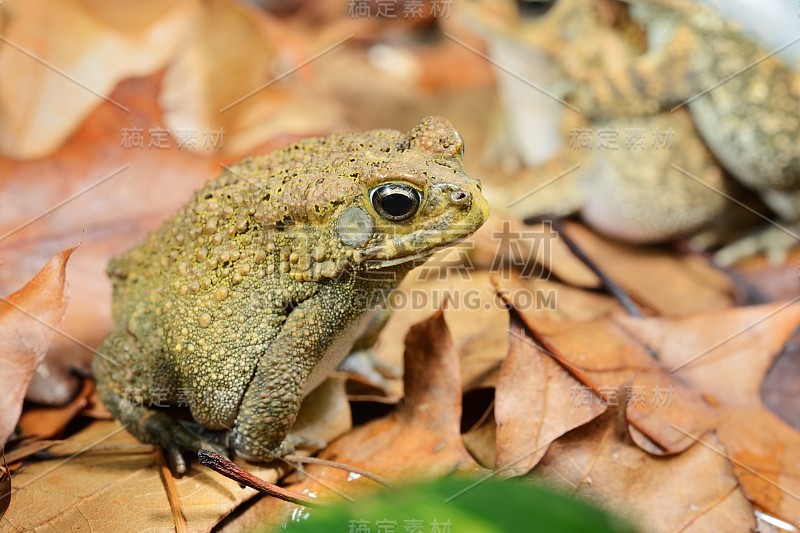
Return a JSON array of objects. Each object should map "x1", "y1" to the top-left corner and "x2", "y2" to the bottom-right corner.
[
  {"x1": 197, "y1": 449, "x2": 327, "y2": 509},
  {"x1": 3, "y1": 440, "x2": 62, "y2": 465},
  {"x1": 526, "y1": 216, "x2": 643, "y2": 318},
  {"x1": 158, "y1": 450, "x2": 188, "y2": 533},
  {"x1": 33, "y1": 443, "x2": 154, "y2": 460},
  {"x1": 283, "y1": 455, "x2": 393, "y2": 488}
]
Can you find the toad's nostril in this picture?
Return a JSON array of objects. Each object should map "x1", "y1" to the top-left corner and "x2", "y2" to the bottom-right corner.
[{"x1": 451, "y1": 190, "x2": 470, "y2": 205}]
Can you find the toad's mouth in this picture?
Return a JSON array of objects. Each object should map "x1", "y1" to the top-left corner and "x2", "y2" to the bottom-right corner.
[{"x1": 364, "y1": 234, "x2": 471, "y2": 270}]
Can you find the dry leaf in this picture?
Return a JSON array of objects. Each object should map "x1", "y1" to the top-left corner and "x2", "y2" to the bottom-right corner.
[
  {"x1": 469, "y1": 215, "x2": 601, "y2": 289},
  {"x1": 561, "y1": 222, "x2": 737, "y2": 315},
  {"x1": 0, "y1": 247, "x2": 75, "y2": 444},
  {"x1": 291, "y1": 377, "x2": 352, "y2": 448},
  {"x1": 536, "y1": 406, "x2": 757, "y2": 532},
  {"x1": 462, "y1": 414, "x2": 497, "y2": 469},
  {"x1": 0, "y1": 463, "x2": 8, "y2": 521},
  {"x1": 159, "y1": 0, "x2": 345, "y2": 156},
  {"x1": 760, "y1": 330, "x2": 800, "y2": 430},
  {"x1": 495, "y1": 273, "x2": 718, "y2": 455},
  {"x1": 222, "y1": 309, "x2": 483, "y2": 530},
  {"x1": 616, "y1": 302, "x2": 800, "y2": 525},
  {"x1": 0, "y1": 0, "x2": 196, "y2": 158},
  {"x1": 495, "y1": 316, "x2": 606, "y2": 476},
  {"x1": 373, "y1": 270, "x2": 509, "y2": 393},
  {"x1": 18, "y1": 379, "x2": 95, "y2": 439},
  {"x1": 2, "y1": 420, "x2": 276, "y2": 531},
  {"x1": 3, "y1": 365, "x2": 352, "y2": 530},
  {"x1": 732, "y1": 247, "x2": 800, "y2": 302},
  {"x1": 494, "y1": 273, "x2": 622, "y2": 323}
]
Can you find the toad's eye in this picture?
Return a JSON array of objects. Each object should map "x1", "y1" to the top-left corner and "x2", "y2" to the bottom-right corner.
[
  {"x1": 515, "y1": 0, "x2": 557, "y2": 17},
  {"x1": 370, "y1": 183, "x2": 422, "y2": 222}
]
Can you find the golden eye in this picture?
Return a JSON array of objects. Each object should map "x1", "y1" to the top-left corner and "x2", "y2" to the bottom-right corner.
[{"x1": 370, "y1": 183, "x2": 422, "y2": 222}]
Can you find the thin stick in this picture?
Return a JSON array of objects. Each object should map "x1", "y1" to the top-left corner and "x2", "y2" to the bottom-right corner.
[
  {"x1": 158, "y1": 450, "x2": 188, "y2": 533},
  {"x1": 4, "y1": 440, "x2": 62, "y2": 464},
  {"x1": 526, "y1": 216, "x2": 643, "y2": 318},
  {"x1": 283, "y1": 455, "x2": 393, "y2": 488},
  {"x1": 197, "y1": 449, "x2": 326, "y2": 509}
]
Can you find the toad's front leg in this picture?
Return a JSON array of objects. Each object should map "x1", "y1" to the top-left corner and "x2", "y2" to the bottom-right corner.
[{"x1": 230, "y1": 279, "x2": 375, "y2": 461}]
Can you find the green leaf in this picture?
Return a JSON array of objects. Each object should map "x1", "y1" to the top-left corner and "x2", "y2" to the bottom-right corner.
[{"x1": 281, "y1": 476, "x2": 637, "y2": 533}]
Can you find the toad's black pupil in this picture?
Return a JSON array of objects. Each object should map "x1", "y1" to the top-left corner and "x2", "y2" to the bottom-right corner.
[
  {"x1": 516, "y1": 0, "x2": 556, "y2": 17},
  {"x1": 381, "y1": 193, "x2": 413, "y2": 217}
]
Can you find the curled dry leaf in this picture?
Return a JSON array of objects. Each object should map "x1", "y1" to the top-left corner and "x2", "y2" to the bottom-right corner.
[
  {"x1": 372, "y1": 270, "x2": 509, "y2": 393},
  {"x1": 221, "y1": 308, "x2": 483, "y2": 531},
  {"x1": 0, "y1": 72, "x2": 224, "y2": 404},
  {"x1": 0, "y1": 246, "x2": 75, "y2": 445},
  {"x1": 559, "y1": 222, "x2": 736, "y2": 315},
  {"x1": 2, "y1": 420, "x2": 276, "y2": 531},
  {"x1": 495, "y1": 315, "x2": 606, "y2": 477},
  {"x1": 493, "y1": 272, "x2": 622, "y2": 323},
  {"x1": 0, "y1": 0, "x2": 195, "y2": 158},
  {"x1": 159, "y1": 0, "x2": 345, "y2": 156},
  {"x1": 616, "y1": 302, "x2": 800, "y2": 525},
  {"x1": 290, "y1": 377, "x2": 352, "y2": 449},
  {"x1": 18, "y1": 379, "x2": 94, "y2": 440},
  {"x1": 468, "y1": 214, "x2": 600, "y2": 289},
  {"x1": 536, "y1": 405, "x2": 757, "y2": 532},
  {"x1": 494, "y1": 273, "x2": 718, "y2": 455},
  {"x1": 2, "y1": 373, "x2": 351, "y2": 530},
  {"x1": 0, "y1": 460, "x2": 8, "y2": 521}
]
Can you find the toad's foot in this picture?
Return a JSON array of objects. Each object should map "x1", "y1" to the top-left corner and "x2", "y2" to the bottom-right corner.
[
  {"x1": 713, "y1": 222, "x2": 800, "y2": 267},
  {"x1": 338, "y1": 349, "x2": 400, "y2": 390},
  {"x1": 144, "y1": 414, "x2": 229, "y2": 476},
  {"x1": 232, "y1": 433, "x2": 326, "y2": 464}
]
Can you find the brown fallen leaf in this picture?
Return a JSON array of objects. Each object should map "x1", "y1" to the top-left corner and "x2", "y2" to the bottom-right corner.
[
  {"x1": 495, "y1": 315, "x2": 606, "y2": 477},
  {"x1": 18, "y1": 378, "x2": 95, "y2": 440},
  {"x1": 494, "y1": 272, "x2": 623, "y2": 323},
  {"x1": 561, "y1": 222, "x2": 737, "y2": 315},
  {"x1": 732, "y1": 247, "x2": 800, "y2": 302},
  {"x1": 462, "y1": 413, "x2": 497, "y2": 469},
  {"x1": 1, "y1": 372, "x2": 351, "y2": 533},
  {"x1": 1, "y1": 420, "x2": 275, "y2": 531},
  {"x1": 760, "y1": 329, "x2": 800, "y2": 430},
  {"x1": 290, "y1": 377, "x2": 352, "y2": 450},
  {"x1": 0, "y1": 0, "x2": 196, "y2": 158},
  {"x1": 0, "y1": 247, "x2": 75, "y2": 444},
  {"x1": 616, "y1": 302, "x2": 800, "y2": 525},
  {"x1": 0, "y1": 459, "x2": 8, "y2": 520},
  {"x1": 535, "y1": 405, "x2": 757, "y2": 532},
  {"x1": 372, "y1": 270, "x2": 508, "y2": 394},
  {"x1": 159, "y1": 0, "x2": 345, "y2": 157},
  {"x1": 220, "y1": 308, "x2": 483, "y2": 531},
  {"x1": 495, "y1": 273, "x2": 718, "y2": 455},
  {"x1": 468, "y1": 214, "x2": 601, "y2": 289}
]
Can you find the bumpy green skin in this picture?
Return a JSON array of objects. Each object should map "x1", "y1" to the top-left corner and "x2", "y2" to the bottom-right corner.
[
  {"x1": 93, "y1": 117, "x2": 488, "y2": 468},
  {"x1": 460, "y1": 0, "x2": 800, "y2": 264},
  {"x1": 585, "y1": 0, "x2": 800, "y2": 194}
]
